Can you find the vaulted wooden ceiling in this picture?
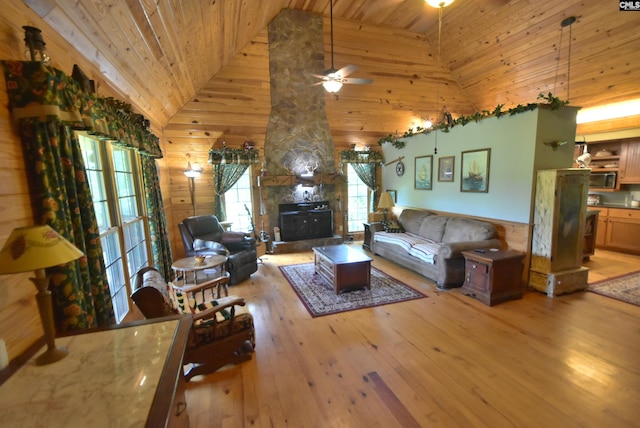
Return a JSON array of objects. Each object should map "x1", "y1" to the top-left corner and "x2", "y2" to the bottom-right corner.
[{"x1": 28, "y1": 0, "x2": 640, "y2": 149}]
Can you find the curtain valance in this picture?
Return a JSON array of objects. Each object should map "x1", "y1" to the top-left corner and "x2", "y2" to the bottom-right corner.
[
  {"x1": 2, "y1": 60, "x2": 162, "y2": 158},
  {"x1": 340, "y1": 150, "x2": 384, "y2": 164}
]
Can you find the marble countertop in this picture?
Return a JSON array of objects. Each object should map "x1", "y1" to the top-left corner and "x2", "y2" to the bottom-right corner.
[{"x1": 0, "y1": 319, "x2": 181, "y2": 427}]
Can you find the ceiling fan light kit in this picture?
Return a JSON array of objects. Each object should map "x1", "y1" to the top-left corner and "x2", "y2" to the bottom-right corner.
[
  {"x1": 316, "y1": 0, "x2": 372, "y2": 93},
  {"x1": 425, "y1": 0, "x2": 455, "y2": 8}
]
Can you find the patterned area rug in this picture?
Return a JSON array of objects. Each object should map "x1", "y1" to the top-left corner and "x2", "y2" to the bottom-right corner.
[
  {"x1": 588, "y1": 271, "x2": 640, "y2": 307},
  {"x1": 279, "y1": 263, "x2": 426, "y2": 317}
]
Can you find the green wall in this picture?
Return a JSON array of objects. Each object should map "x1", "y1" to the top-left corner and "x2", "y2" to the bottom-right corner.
[{"x1": 380, "y1": 106, "x2": 578, "y2": 223}]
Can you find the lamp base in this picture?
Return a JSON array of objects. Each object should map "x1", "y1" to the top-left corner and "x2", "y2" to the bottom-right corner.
[{"x1": 35, "y1": 345, "x2": 68, "y2": 365}]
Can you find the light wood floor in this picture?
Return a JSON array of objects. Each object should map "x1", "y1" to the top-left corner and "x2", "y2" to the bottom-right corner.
[{"x1": 184, "y1": 246, "x2": 640, "y2": 428}]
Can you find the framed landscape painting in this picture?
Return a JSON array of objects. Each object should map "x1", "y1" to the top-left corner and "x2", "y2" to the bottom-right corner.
[
  {"x1": 438, "y1": 156, "x2": 455, "y2": 182},
  {"x1": 414, "y1": 155, "x2": 433, "y2": 190},
  {"x1": 460, "y1": 148, "x2": 490, "y2": 193}
]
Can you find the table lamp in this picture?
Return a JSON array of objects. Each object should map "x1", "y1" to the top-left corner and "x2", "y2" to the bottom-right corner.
[
  {"x1": 0, "y1": 225, "x2": 84, "y2": 365},
  {"x1": 377, "y1": 192, "x2": 395, "y2": 225}
]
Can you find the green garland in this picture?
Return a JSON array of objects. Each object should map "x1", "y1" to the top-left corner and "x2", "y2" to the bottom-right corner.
[{"x1": 378, "y1": 92, "x2": 569, "y2": 148}]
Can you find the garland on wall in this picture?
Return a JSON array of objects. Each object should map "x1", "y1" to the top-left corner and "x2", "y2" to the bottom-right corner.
[{"x1": 378, "y1": 92, "x2": 569, "y2": 149}]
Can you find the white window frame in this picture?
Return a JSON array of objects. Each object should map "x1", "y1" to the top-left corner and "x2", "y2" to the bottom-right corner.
[
  {"x1": 78, "y1": 133, "x2": 151, "y2": 323},
  {"x1": 346, "y1": 164, "x2": 370, "y2": 233}
]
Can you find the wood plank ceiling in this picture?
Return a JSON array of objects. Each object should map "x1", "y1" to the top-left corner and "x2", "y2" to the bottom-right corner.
[{"x1": 27, "y1": 0, "x2": 640, "y2": 150}]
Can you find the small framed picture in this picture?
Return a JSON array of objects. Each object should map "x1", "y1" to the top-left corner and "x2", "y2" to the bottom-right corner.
[
  {"x1": 438, "y1": 156, "x2": 455, "y2": 182},
  {"x1": 461, "y1": 148, "x2": 491, "y2": 193},
  {"x1": 414, "y1": 155, "x2": 433, "y2": 190},
  {"x1": 386, "y1": 189, "x2": 397, "y2": 203}
]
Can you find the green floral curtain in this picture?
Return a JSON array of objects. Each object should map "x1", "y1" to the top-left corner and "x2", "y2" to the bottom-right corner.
[
  {"x1": 2, "y1": 60, "x2": 165, "y2": 331},
  {"x1": 340, "y1": 150, "x2": 383, "y2": 211},
  {"x1": 140, "y1": 155, "x2": 173, "y2": 280},
  {"x1": 209, "y1": 148, "x2": 260, "y2": 220}
]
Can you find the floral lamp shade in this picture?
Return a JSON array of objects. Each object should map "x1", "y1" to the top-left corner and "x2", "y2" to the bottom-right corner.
[{"x1": 0, "y1": 225, "x2": 84, "y2": 274}]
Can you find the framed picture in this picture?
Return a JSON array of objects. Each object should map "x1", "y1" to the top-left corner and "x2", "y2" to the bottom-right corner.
[
  {"x1": 414, "y1": 155, "x2": 433, "y2": 190},
  {"x1": 438, "y1": 156, "x2": 455, "y2": 182},
  {"x1": 461, "y1": 148, "x2": 491, "y2": 193},
  {"x1": 386, "y1": 189, "x2": 397, "y2": 203}
]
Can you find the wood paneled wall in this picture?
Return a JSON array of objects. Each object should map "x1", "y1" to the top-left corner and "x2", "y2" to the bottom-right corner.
[{"x1": 0, "y1": 2, "x2": 173, "y2": 361}]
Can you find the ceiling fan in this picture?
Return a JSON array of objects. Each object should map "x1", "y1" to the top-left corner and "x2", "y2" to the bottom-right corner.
[{"x1": 311, "y1": 1, "x2": 373, "y2": 93}]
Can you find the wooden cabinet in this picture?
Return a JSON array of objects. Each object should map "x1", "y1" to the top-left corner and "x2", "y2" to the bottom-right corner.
[
  {"x1": 461, "y1": 250, "x2": 525, "y2": 306},
  {"x1": 595, "y1": 208, "x2": 608, "y2": 246},
  {"x1": 279, "y1": 209, "x2": 333, "y2": 241},
  {"x1": 362, "y1": 222, "x2": 372, "y2": 251},
  {"x1": 602, "y1": 208, "x2": 640, "y2": 253},
  {"x1": 619, "y1": 141, "x2": 640, "y2": 184},
  {"x1": 529, "y1": 169, "x2": 590, "y2": 296}
]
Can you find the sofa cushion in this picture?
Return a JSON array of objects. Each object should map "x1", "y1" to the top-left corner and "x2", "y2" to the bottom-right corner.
[
  {"x1": 373, "y1": 232, "x2": 427, "y2": 252},
  {"x1": 418, "y1": 215, "x2": 449, "y2": 242},
  {"x1": 409, "y1": 241, "x2": 441, "y2": 264},
  {"x1": 441, "y1": 217, "x2": 496, "y2": 243},
  {"x1": 398, "y1": 209, "x2": 433, "y2": 235}
]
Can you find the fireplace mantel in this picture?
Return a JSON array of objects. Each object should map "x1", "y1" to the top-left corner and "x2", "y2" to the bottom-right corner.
[{"x1": 257, "y1": 174, "x2": 346, "y2": 187}]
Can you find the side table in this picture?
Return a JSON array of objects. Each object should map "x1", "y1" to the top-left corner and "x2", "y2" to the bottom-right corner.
[
  {"x1": 362, "y1": 222, "x2": 372, "y2": 251},
  {"x1": 461, "y1": 249, "x2": 525, "y2": 306}
]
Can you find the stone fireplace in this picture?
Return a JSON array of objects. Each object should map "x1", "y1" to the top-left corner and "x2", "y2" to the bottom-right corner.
[{"x1": 261, "y1": 9, "x2": 344, "y2": 251}]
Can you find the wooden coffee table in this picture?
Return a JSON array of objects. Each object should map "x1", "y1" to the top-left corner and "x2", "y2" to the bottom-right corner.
[{"x1": 312, "y1": 244, "x2": 372, "y2": 294}]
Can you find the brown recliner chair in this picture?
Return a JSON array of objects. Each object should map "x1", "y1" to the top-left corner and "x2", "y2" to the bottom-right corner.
[
  {"x1": 179, "y1": 215, "x2": 258, "y2": 284},
  {"x1": 131, "y1": 266, "x2": 255, "y2": 380}
]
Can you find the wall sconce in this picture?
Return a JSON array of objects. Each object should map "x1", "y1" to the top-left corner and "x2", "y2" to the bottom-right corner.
[
  {"x1": 184, "y1": 156, "x2": 203, "y2": 216},
  {"x1": 543, "y1": 140, "x2": 568, "y2": 151},
  {"x1": 23, "y1": 26, "x2": 50, "y2": 65}
]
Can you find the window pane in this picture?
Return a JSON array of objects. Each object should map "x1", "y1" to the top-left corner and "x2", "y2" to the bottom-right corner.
[
  {"x1": 101, "y1": 231, "x2": 128, "y2": 323},
  {"x1": 78, "y1": 135, "x2": 111, "y2": 233},
  {"x1": 347, "y1": 164, "x2": 369, "y2": 233},
  {"x1": 224, "y1": 169, "x2": 253, "y2": 233}
]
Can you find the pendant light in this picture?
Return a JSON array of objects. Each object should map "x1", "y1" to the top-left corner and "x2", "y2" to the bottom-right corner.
[{"x1": 425, "y1": 0, "x2": 454, "y2": 154}]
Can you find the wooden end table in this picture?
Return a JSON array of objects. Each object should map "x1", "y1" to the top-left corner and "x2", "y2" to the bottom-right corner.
[
  {"x1": 312, "y1": 244, "x2": 372, "y2": 294},
  {"x1": 461, "y1": 249, "x2": 525, "y2": 306}
]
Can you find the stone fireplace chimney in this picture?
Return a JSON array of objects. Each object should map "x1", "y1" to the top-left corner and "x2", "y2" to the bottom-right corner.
[
  {"x1": 262, "y1": 9, "x2": 343, "y2": 249},
  {"x1": 264, "y1": 9, "x2": 335, "y2": 176}
]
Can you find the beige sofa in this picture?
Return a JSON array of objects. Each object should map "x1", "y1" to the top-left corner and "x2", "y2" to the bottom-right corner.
[{"x1": 371, "y1": 209, "x2": 501, "y2": 289}]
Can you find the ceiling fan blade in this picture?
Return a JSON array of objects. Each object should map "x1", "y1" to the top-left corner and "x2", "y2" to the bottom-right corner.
[
  {"x1": 343, "y1": 77, "x2": 373, "y2": 85},
  {"x1": 336, "y1": 64, "x2": 358, "y2": 77}
]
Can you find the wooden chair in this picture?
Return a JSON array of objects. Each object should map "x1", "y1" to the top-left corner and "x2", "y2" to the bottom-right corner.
[{"x1": 131, "y1": 267, "x2": 255, "y2": 380}]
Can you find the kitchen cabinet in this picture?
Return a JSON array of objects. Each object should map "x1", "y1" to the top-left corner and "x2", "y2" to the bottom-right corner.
[
  {"x1": 595, "y1": 208, "x2": 608, "y2": 246},
  {"x1": 583, "y1": 210, "x2": 599, "y2": 259},
  {"x1": 599, "y1": 208, "x2": 640, "y2": 253},
  {"x1": 619, "y1": 141, "x2": 640, "y2": 184}
]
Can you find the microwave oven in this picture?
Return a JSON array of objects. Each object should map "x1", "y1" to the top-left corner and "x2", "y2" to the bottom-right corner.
[{"x1": 589, "y1": 172, "x2": 616, "y2": 189}]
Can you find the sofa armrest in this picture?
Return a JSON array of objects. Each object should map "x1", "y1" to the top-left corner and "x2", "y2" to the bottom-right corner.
[{"x1": 438, "y1": 239, "x2": 502, "y2": 259}]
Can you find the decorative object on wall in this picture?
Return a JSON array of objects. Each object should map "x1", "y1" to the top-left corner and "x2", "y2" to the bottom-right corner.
[
  {"x1": 377, "y1": 192, "x2": 395, "y2": 224},
  {"x1": 438, "y1": 155, "x2": 455, "y2": 182},
  {"x1": 386, "y1": 189, "x2": 397, "y2": 203},
  {"x1": 414, "y1": 155, "x2": 433, "y2": 190},
  {"x1": 543, "y1": 140, "x2": 569, "y2": 151},
  {"x1": 22, "y1": 25, "x2": 50, "y2": 64},
  {"x1": 0, "y1": 225, "x2": 84, "y2": 365},
  {"x1": 310, "y1": 0, "x2": 373, "y2": 92},
  {"x1": 184, "y1": 154, "x2": 203, "y2": 216},
  {"x1": 460, "y1": 148, "x2": 490, "y2": 193}
]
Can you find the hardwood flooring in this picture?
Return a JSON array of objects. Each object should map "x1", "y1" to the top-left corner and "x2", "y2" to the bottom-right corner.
[{"x1": 184, "y1": 246, "x2": 640, "y2": 427}]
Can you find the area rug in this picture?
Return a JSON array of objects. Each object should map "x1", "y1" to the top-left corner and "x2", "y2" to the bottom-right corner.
[
  {"x1": 588, "y1": 271, "x2": 640, "y2": 307},
  {"x1": 279, "y1": 263, "x2": 426, "y2": 317}
]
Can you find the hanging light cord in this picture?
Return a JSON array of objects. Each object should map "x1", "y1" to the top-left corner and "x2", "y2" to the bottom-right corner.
[
  {"x1": 554, "y1": 17, "x2": 576, "y2": 101},
  {"x1": 433, "y1": 6, "x2": 444, "y2": 155}
]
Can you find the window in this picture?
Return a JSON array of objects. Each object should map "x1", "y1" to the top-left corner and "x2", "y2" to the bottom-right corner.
[
  {"x1": 223, "y1": 168, "x2": 254, "y2": 234},
  {"x1": 347, "y1": 164, "x2": 370, "y2": 233},
  {"x1": 78, "y1": 134, "x2": 149, "y2": 323}
]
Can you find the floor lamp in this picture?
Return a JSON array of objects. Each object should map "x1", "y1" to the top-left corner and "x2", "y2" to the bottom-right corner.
[
  {"x1": 0, "y1": 225, "x2": 84, "y2": 365},
  {"x1": 184, "y1": 160, "x2": 203, "y2": 216}
]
